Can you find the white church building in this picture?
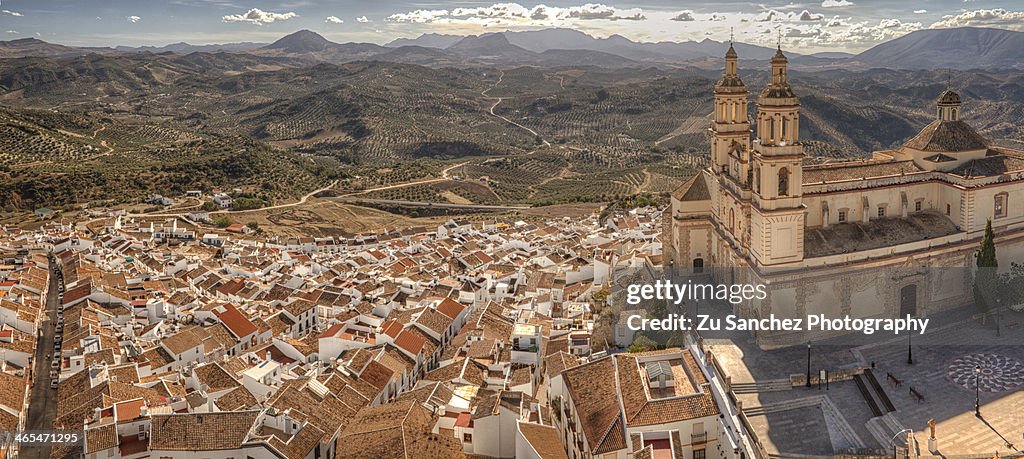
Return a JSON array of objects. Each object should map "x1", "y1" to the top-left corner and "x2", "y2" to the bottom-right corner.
[{"x1": 664, "y1": 44, "x2": 1024, "y2": 347}]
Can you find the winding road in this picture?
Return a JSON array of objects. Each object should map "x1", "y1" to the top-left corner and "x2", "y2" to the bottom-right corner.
[{"x1": 482, "y1": 70, "x2": 551, "y2": 147}]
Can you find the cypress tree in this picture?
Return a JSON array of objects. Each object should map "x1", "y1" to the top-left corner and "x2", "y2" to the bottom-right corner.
[{"x1": 974, "y1": 220, "x2": 998, "y2": 312}]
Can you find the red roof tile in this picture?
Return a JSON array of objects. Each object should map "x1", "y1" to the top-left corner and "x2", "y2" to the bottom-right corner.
[{"x1": 214, "y1": 304, "x2": 257, "y2": 339}]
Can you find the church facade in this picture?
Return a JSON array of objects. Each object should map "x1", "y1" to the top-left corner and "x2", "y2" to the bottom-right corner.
[{"x1": 664, "y1": 45, "x2": 1024, "y2": 347}]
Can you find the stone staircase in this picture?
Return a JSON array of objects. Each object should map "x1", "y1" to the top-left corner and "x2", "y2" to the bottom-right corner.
[
  {"x1": 865, "y1": 413, "x2": 908, "y2": 449},
  {"x1": 731, "y1": 378, "x2": 793, "y2": 394},
  {"x1": 742, "y1": 395, "x2": 822, "y2": 417}
]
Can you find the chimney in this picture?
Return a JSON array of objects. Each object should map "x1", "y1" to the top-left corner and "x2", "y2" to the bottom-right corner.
[
  {"x1": 93, "y1": 407, "x2": 102, "y2": 423},
  {"x1": 266, "y1": 350, "x2": 272, "y2": 363}
]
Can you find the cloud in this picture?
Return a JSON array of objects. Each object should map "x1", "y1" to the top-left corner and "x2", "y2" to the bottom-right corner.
[
  {"x1": 930, "y1": 9, "x2": 1024, "y2": 30},
  {"x1": 222, "y1": 8, "x2": 298, "y2": 25},
  {"x1": 560, "y1": 4, "x2": 645, "y2": 21},
  {"x1": 809, "y1": 18, "x2": 922, "y2": 46},
  {"x1": 914, "y1": 10, "x2": 927, "y2": 14},
  {"x1": 387, "y1": 3, "x2": 646, "y2": 24},
  {"x1": 821, "y1": 0, "x2": 853, "y2": 7},
  {"x1": 799, "y1": 10, "x2": 824, "y2": 21},
  {"x1": 757, "y1": 9, "x2": 824, "y2": 22},
  {"x1": 127, "y1": 16, "x2": 141, "y2": 23},
  {"x1": 325, "y1": 16, "x2": 343, "y2": 24},
  {"x1": 6, "y1": 30, "x2": 18, "y2": 34},
  {"x1": 2, "y1": 9, "x2": 22, "y2": 17},
  {"x1": 356, "y1": 16, "x2": 370, "y2": 23},
  {"x1": 671, "y1": 11, "x2": 696, "y2": 22},
  {"x1": 387, "y1": 9, "x2": 449, "y2": 23}
]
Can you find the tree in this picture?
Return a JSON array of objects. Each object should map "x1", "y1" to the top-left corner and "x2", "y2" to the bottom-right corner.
[
  {"x1": 974, "y1": 219, "x2": 998, "y2": 312},
  {"x1": 628, "y1": 334, "x2": 657, "y2": 353},
  {"x1": 212, "y1": 215, "x2": 232, "y2": 228},
  {"x1": 201, "y1": 201, "x2": 219, "y2": 212},
  {"x1": 246, "y1": 222, "x2": 260, "y2": 232}
]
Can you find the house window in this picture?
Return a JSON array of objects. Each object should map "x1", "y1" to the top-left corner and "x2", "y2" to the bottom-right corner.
[
  {"x1": 694, "y1": 449, "x2": 706, "y2": 459},
  {"x1": 877, "y1": 206, "x2": 886, "y2": 218},
  {"x1": 463, "y1": 433, "x2": 473, "y2": 443},
  {"x1": 838, "y1": 210, "x2": 847, "y2": 223},
  {"x1": 947, "y1": 204, "x2": 951, "y2": 215},
  {"x1": 995, "y1": 193, "x2": 1008, "y2": 219},
  {"x1": 693, "y1": 258, "x2": 704, "y2": 274},
  {"x1": 778, "y1": 168, "x2": 790, "y2": 197},
  {"x1": 915, "y1": 200, "x2": 922, "y2": 212}
]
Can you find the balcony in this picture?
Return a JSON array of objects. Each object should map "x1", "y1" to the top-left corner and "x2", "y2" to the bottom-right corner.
[{"x1": 691, "y1": 432, "x2": 708, "y2": 444}]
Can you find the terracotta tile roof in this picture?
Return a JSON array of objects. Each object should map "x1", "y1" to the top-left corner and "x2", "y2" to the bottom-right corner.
[
  {"x1": 671, "y1": 174, "x2": 709, "y2": 202},
  {"x1": 803, "y1": 160, "x2": 919, "y2": 184},
  {"x1": 415, "y1": 308, "x2": 454, "y2": 335},
  {"x1": 84, "y1": 423, "x2": 117, "y2": 454},
  {"x1": 904, "y1": 119, "x2": 988, "y2": 152},
  {"x1": 518, "y1": 422, "x2": 569, "y2": 459},
  {"x1": 337, "y1": 399, "x2": 464, "y2": 459},
  {"x1": 544, "y1": 351, "x2": 581, "y2": 378},
  {"x1": 562, "y1": 356, "x2": 623, "y2": 455},
  {"x1": 360, "y1": 359, "x2": 395, "y2": 390},
  {"x1": 215, "y1": 386, "x2": 259, "y2": 411},
  {"x1": 113, "y1": 398, "x2": 145, "y2": 423},
  {"x1": 393, "y1": 329, "x2": 426, "y2": 357},
  {"x1": 0, "y1": 371, "x2": 27, "y2": 414},
  {"x1": 214, "y1": 303, "x2": 258, "y2": 339},
  {"x1": 266, "y1": 378, "x2": 355, "y2": 436},
  {"x1": 160, "y1": 326, "x2": 206, "y2": 355},
  {"x1": 194, "y1": 362, "x2": 240, "y2": 393},
  {"x1": 149, "y1": 411, "x2": 259, "y2": 451}
]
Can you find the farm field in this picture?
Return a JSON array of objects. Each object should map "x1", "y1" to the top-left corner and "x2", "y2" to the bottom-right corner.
[{"x1": 3, "y1": 50, "x2": 1024, "y2": 215}]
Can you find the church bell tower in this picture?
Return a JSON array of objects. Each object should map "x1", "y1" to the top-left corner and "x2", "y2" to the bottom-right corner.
[{"x1": 749, "y1": 45, "x2": 805, "y2": 265}]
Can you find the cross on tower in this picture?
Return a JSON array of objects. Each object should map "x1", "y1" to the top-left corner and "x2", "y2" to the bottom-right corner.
[{"x1": 730, "y1": 27, "x2": 734, "y2": 46}]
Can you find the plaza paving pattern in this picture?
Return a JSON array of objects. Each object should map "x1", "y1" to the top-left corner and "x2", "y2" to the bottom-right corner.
[
  {"x1": 947, "y1": 352, "x2": 1024, "y2": 392},
  {"x1": 698, "y1": 301, "x2": 1024, "y2": 456}
]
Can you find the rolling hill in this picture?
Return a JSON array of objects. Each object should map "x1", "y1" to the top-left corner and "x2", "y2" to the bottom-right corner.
[{"x1": 855, "y1": 27, "x2": 1024, "y2": 69}]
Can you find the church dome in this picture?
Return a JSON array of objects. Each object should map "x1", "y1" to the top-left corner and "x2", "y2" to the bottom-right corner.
[
  {"x1": 937, "y1": 89, "x2": 961, "y2": 105},
  {"x1": 903, "y1": 120, "x2": 988, "y2": 152}
]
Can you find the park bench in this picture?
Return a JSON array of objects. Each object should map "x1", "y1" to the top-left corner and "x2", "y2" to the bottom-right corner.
[
  {"x1": 886, "y1": 372, "x2": 903, "y2": 388},
  {"x1": 909, "y1": 386, "x2": 925, "y2": 403}
]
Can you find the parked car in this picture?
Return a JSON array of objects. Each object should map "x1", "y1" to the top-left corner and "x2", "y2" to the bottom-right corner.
[
  {"x1": 50, "y1": 370, "x2": 58, "y2": 379},
  {"x1": 50, "y1": 379, "x2": 58, "y2": 388}
]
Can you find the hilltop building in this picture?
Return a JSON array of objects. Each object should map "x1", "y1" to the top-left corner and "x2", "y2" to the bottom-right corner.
[{"x1": 665, "y1": 44, "x2": 1024, "y2": 347}]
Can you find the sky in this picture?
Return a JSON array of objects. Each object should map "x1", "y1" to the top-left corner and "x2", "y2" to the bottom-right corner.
[{"x1": 1, "y1": 1, "x2": 1023, "y2": 53}]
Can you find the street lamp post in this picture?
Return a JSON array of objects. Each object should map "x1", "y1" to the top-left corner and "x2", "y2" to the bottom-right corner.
[
  {"x1": 806, "y1": 341, "x2": 812, "y2": 388},
  {"x1": 907, "y1": 330, "x2": 913, "y2": 364},
  {"x1": 890, "y1": 429, "x2": 913, "y2": 459},
  {"x1": 975, "y1": 365, "x2": 982, "y2": 417}
]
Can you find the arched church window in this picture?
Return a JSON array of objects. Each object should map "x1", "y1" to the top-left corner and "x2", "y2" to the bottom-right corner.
[
  {"x1": 778, "y1": 168, "x2": 790, "y2": 197},
  {"x1": 995, "y1": 193, "x2": 1008, "y2": 219},
  {"x1": 729, "y1": 208, "x2": 735, "y2": 231},
  {"x1": 951, "y1": 108, "x2": 957, "y2": 120},
  {"x1": 754, "y1": 167, "x2": 761, "y2": 193}
]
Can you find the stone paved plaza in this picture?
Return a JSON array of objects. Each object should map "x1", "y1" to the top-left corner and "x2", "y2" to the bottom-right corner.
[{"x1": 700, "y1": 301, "x2": 1024, "y2": 457}]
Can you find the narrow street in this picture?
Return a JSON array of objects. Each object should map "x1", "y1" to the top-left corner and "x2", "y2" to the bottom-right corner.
[{"x1": 21, "y1": 258, "x2": 60, "y2": 459}]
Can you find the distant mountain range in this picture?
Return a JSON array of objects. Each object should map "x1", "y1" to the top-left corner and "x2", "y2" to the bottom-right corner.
[
  {"x1": 0, "y1": 27, "x2": 1022, "y2": 70},
  {"x1": 853, "y1": 27, "x2": 1024, "y2": 70}
]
